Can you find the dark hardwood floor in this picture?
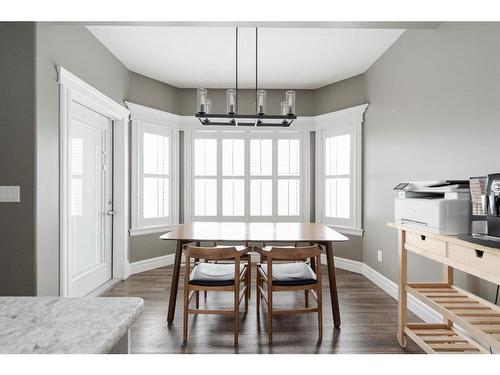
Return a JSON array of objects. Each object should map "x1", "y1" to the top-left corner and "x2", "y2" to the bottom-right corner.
[{"x1": 104, "y1": 265, "x2": 423, "y2": 354}]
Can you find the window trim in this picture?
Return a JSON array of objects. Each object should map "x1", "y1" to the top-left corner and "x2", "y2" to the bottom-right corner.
[
  {"x1": 128, "y1": 102, "x2": 179, "y2": 236},
  {"x1": 315, "y1": 104, "x2": 367, "y2": 235},
  {"x1": 185, "y1": 129, "x2": 310, "y2": 223}
]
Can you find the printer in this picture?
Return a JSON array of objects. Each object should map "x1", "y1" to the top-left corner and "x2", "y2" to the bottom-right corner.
[{"x1": 394, "y1": 180, "x2": 471, "y2": 235}]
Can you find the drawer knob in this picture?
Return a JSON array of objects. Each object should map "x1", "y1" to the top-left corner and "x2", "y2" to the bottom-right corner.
[
  {"x1": 475, "y1": 250, "x2": 484, "y2": 258},
  {"x1": 420, "y1": 235, "x2": 426, "y2": 241}
]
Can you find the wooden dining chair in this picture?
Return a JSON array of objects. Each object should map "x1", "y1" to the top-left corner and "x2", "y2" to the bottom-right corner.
[
  {"x1": 182, "y1": 245, "x2": 251, "y2": 345},
  {"x1": 195, "y1": 241, "x2": 252, "y2": 301},
  {"x1": 255, "y1": 245, "x2": 323, "y2": 344},
  {"x1": 260, "y1": 242, "x2": 318, "y2": 305}
]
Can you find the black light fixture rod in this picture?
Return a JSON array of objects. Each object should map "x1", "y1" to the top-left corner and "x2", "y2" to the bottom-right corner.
[
  {"x1": 198, "y1": 26, "x2": 295, "y2": 127},
  {"x1": 255, "y1": 27, "x2": 258, "y2": 115},
  {"x1": 235, "y1": 27, "x2": 238, "y2": 115}
]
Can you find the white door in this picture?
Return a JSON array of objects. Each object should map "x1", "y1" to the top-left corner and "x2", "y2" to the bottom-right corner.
[{"x1": 67, "y1": 101, "x2": 113, "y2": 296}]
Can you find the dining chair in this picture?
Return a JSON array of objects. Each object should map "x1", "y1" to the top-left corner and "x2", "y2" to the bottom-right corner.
[
  {"x1": 255, "y1": 244, "x2": 323, "y2": 344},
  {"x1": 182, "y1": 244, "x2": 251, "y2": 345},
  {"x1": 260, "y1": 242, "x2": 318, "y2": 304},
  {"x1": 196, "y1": 241, "x2": 252, "y2": 301}
]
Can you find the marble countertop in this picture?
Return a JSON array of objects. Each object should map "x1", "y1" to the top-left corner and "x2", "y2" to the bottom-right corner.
[{"x1": 0, "y1": 297, "x2": 143, "y2": 354}]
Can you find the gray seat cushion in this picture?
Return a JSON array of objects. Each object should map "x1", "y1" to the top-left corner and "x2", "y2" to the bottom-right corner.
[
  {"x1": 260, "y1": 263, "x2": 317, "y2": 286},
  {"x1": 189, "y1": 263, "x2": 243, "y2": 286}
]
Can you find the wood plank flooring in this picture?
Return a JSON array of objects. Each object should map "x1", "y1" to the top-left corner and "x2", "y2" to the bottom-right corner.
[{"x1": 104, "y1": 265, "x2": 423, "y2": 354}]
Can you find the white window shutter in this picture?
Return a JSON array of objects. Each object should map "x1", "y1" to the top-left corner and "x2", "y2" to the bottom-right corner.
[{"x1": 191, "y1": 131, "x2": 305, "y2": 222}]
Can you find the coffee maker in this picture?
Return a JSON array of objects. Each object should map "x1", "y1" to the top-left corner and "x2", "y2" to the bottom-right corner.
[
  {"x1": 485, "y1": 173, "x2": 500, "y2": 239},
  {"x1": 460, "y1": 173, "x2": 500, "y2": 248}
]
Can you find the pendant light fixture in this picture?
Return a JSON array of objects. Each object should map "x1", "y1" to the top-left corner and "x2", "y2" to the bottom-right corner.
[{"x1": 195, "y1": 27, "x2": 297, "y2": 127}]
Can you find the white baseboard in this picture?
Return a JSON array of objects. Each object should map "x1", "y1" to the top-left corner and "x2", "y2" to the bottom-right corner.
[
  {"x1": 129, "y1": 253, "x2": 176, "y2": 275},
  {"x1": 85, "y1": 278, "x2": 121, "y2": 297},
  {"x1": 361, "y1": 262, "x2": 441, "y2": 323},
  {"x1": 320, "y1": 254, "x2": 364, "y2": 274},
  {"x1": 320, "y1": 255, "x2": 441, "y2": 324}
]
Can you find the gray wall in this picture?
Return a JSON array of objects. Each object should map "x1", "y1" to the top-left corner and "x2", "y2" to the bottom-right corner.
[
  {"x1": 127, "y1": 71, "x2": 179, "y2": 114},
  {"x1": 363, "y1": 23, "x2": 500, "y2": 300},
  {"x1": 129, "y1": 234, "x2": 176, "y2": 263},
  {"x1": 36, "y1": 23, "x2": 130, "y2": 295},
  {"x1": 0, "y1": 22, "x2": 36, "y2": 295},
  {"x1": 315, "y1": 74, "x2": 368, "y2": 115}
]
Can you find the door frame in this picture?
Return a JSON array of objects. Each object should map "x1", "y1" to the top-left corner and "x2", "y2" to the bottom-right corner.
[{"x1": 58, "y1": 66, "x2": 130, "y2": 297}]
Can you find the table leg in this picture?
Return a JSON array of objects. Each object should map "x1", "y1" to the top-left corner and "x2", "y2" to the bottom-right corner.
[
  {"x1": 397, "y1": 230, "x2": 408, "y2": 347},
  {"x1": 443, "y1": 264, "x2": 454, "y2": 328},
  {"x1": 325, "y1": 241, "x2": 341, "y2": 328},
  {"x1": 167, "y1": 240, "x2": 184, "y2": 324}
]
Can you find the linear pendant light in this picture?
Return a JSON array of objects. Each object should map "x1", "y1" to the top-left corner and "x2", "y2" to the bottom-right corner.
[{"x1": 195, "y1": 27, "x2": 297, "y2": 127}]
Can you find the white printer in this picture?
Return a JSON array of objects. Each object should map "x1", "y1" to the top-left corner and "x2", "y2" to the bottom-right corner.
[{"x1": 394, "y1": 180, "x2": 471, "y2": 235}]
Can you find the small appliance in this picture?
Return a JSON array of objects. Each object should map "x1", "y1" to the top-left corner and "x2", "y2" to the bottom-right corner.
[
  {"x1": 460, "y1": 173, "x2": 500, "y2": 248},
  {"x1": 394, "y1": 180, "x2": 471, "y2": 235}
]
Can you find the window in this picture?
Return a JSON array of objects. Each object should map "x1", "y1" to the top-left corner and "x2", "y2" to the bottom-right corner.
[
  {"x1": 250, "y1": 138, "x2": 273, "y2": 218},
  {"x1": 277, "y1": 139, "x2": 301, "y2": 216},
  {"x1": 143, "y1": 132, "x2": 169, "y2": 220},
  {"x1": 222, "y1": 139, "x2": 245, "y2": 216},
  {"x1": 324, "y1": 134, "x2": 350, "y2": 219},
  {"x1": 316, "y1": 104, "x2": 366, "y2": 233},
  {"x1": 131, "y1": 120, "x2": 179, "y2": 235},
  {"x1": 70, "y1": 138, "x2": 84, "y2": 216},
  {"x1": 193, "y1": 138, "x2": 217, "y2": 216},
  {"x1": 187, "y1": 131, "x2": 308, "y2": 222}
]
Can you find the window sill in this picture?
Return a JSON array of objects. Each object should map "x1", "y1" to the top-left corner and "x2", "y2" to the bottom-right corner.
[
  {"x1": 327, "y1": 226, "x2": 364, "y2": 237},
  {"x1": 129, "y1": 224, "x2": 179, "y2": 237}
]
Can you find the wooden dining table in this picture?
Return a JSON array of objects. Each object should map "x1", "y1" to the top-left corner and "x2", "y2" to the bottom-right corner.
[{"x1": 160, "y1": 222, "x2": 348, "y2": 327}]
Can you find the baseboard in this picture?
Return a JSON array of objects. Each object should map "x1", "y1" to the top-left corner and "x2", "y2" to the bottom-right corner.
[
  {"x1": 85, "y1": 278, "x2": 121, "y2": 297},
  {"x1": 129, "y1": 253, "x2": 176, "y2": 275},
  {"x1": 320, "y1": 255, "x2": 441, "y2": 323},
  {"x1": 320, "y1": 254, "x2": 364, "y2": 274},
  {"x1": 360, "y1": 262, "x2": 441, "y2": 323}
]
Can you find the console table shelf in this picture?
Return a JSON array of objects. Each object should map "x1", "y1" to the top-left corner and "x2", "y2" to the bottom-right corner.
[
  {"x1": 405, "y1": 323, "x2": 488, "y2": 354},
  {"x1": 406, "y1": 283, "x2": 500, "y2": 352},
  {"x1": 388, "y1": 223, "x2": 500, "y2": 354}
]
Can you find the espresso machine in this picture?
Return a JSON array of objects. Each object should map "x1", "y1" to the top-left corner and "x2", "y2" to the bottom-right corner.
[
  {"x1": 459, "y1": 173, "x2": 500, "y2": 248},
  {"x1": 485, "y1": 173, "x2": 500, "y2": 238}
]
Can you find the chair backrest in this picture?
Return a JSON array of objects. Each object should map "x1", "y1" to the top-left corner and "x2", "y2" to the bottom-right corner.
[
  {"x1": 183, "y1": 245, "x2": 245, "y2": 261},
  {"x1": 262, "y1": 245, "x2": 321, "y2": 260}
]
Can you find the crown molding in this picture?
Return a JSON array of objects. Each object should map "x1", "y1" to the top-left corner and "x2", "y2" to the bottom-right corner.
[
  {"x1": 57, "y1": 66, "x2": 129, "y2": 119},
  {"x1": 125, "y1": 101, "x2": 181, "y2": 128},
  {"x1": 124, "y1": 101, "x2": 368, "y2": 132},
  {"x1": 315, "y1": 103, "x2": 368, "y2": 130}
]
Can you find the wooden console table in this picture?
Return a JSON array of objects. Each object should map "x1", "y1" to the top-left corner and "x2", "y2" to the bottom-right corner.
[{"x1": 388, "y1": 223, "x2": 500, "y2": 354}]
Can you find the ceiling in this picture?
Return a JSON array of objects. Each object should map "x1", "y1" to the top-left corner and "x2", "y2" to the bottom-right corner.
[{"x1": 87, "y1": 26, "x2": 405, "y2": 89}]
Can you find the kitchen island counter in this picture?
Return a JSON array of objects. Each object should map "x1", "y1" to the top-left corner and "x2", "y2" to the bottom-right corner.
[{"x1": 0, "y1": 297, "x2": 143, "y2": 353}]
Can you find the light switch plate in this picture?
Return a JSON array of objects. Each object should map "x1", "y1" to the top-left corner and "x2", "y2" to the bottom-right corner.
[
  {"x1": 377, "y1": 250, "x2": 383, "y2": 262},
  {"x1": 0, "y1": 186, "x2": 20, "y2": 202}
]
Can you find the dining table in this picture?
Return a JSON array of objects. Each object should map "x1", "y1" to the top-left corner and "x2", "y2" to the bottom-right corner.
[{"x1": 160, "y1": 222, "x2": 348, "y2": 327}]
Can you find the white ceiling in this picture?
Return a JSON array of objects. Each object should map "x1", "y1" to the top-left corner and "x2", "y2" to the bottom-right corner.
[{"x1": 87, "y1": 26, "x2": 405, "y2": 89}]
